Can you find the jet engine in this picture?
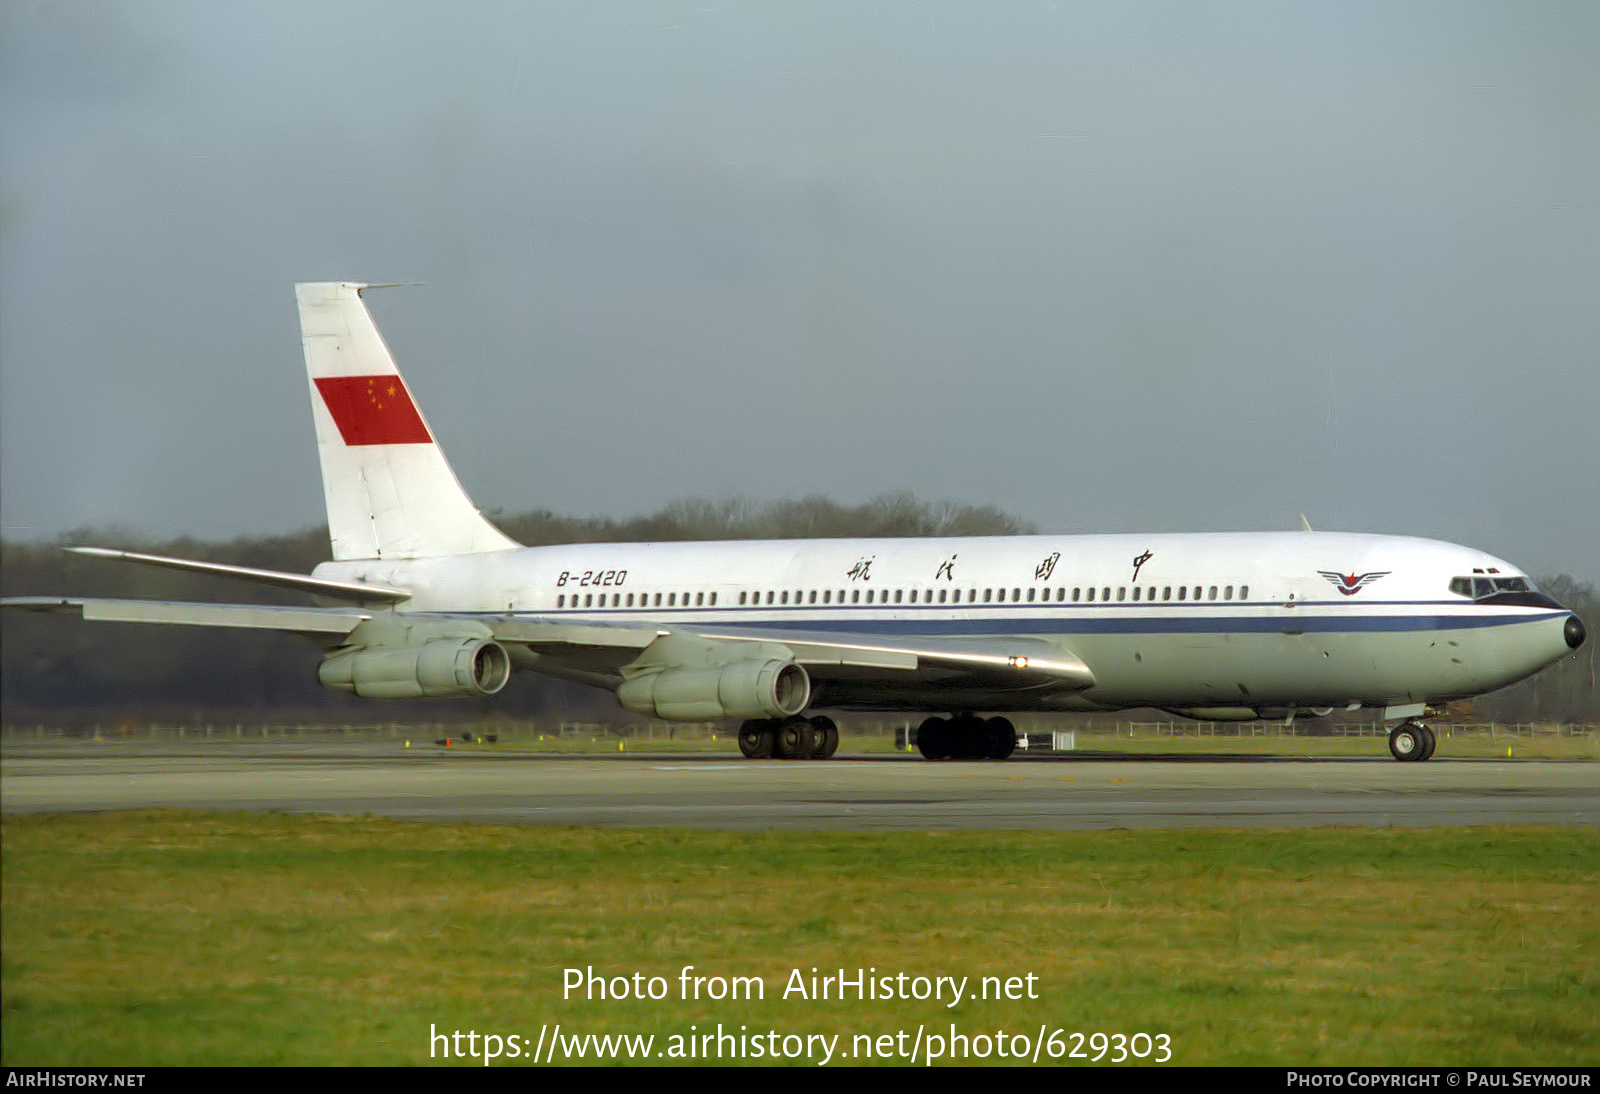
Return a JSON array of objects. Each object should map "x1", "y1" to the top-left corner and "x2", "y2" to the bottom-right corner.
[
  {"x1": 319, "y1": 636, "x2": 511, "y2": 699},
  {"x1": 616, "y1": 659, "x2": 811, "y2": 721}
]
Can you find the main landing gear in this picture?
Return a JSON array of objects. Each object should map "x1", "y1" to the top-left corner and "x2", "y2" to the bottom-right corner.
[
  {"x1": 915, "y1": 715, "x2": 1017, "y2": 761},
  {"x1": 738, "y1": 715, "x2": 839, "y2": 760},
  {"x1": 1387, "y1": 721, "x2": 1437, "y2": 762}
]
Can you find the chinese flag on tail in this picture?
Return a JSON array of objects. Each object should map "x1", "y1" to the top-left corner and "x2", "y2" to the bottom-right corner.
[{"x1": 314, "y1": 375, "x2": 433, "y2": 446}]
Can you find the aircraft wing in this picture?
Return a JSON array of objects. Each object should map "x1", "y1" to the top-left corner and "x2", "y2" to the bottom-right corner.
[
  {"x1": 2, "y1": 597, "x2": 373, "y2": 636},
  {"x1": 482, "y1": 616, "x2": 1096, "y2": 692},
  {"x1": 2, "y1": 599, "x2": 1094, "y2": 693}
]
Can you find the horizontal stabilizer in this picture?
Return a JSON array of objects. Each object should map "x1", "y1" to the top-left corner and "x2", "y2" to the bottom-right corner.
[{"x1": 65, "y1": 547, "x2": 411, "y2": 604}]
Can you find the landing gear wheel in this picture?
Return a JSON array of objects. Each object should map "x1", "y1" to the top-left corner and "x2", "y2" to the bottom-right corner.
[
  {"x1": 916, "y1": 716, "x2": 951, "y2": 760},
  {"x1": 775, "y1": 716, "x2": 817, "y2": 760},
  {"x1": 738, "y1": 719, "x2": 775, "y2": 759},
  {"x1": 984, "y1": 717, "x2": 1017, "y2": 760},
  {"x1": 1388, "y1": 722, "x2": 1427, "y2": 762},
  {"x1": 810, "y1": 716, "x2": 839, "y2": 760},
  {"x1": 948, "y1": 714, "x2": 986, "y2": 759},
  {"x1": 1417, "y1": 724, "x2": 1437, "y2": 762}
]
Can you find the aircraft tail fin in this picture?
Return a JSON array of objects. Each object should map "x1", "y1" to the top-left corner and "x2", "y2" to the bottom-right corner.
[{"x1": 296, "y1": 282, "x2": 520, "y2": 561}]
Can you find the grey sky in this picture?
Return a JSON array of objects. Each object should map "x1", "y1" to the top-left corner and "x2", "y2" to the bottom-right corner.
[{"x1": 3, "y1": 2, "x2": 1596, "y2": 582}]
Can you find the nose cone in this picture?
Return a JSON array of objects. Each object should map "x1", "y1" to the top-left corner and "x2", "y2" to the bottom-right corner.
[{"x1": 1566, "y1": 613, "x2": 1587, "y2": 651}]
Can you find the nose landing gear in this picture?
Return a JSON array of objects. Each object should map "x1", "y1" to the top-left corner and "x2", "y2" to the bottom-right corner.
[{"x1": 1387, "y1": 721, "x2": 1437, "y2": 762}]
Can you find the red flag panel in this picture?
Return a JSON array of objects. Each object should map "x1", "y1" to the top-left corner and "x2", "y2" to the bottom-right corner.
[{"x1": 314, "y1": 375, "x2": 433, "y2": 446}]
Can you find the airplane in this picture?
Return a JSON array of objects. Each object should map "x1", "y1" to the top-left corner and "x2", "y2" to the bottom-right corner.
[{"x1": 4, "y1": 282, "x2": 1586, "y2": 763}]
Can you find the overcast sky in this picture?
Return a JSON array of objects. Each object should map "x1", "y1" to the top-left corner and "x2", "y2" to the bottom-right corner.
[{"x1": 3, "y1": 2, "x2": 1596, "y2": 581}]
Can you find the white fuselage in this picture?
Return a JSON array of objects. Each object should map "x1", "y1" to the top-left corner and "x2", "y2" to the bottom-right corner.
[{"x1": 314, "y1": 530, "x2": 1577, "y2": 716}]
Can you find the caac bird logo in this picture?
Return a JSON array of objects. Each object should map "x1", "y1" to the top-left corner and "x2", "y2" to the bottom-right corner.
[{"x1": 1318, "y1": 570, "x2": 1390, "y2": 596}]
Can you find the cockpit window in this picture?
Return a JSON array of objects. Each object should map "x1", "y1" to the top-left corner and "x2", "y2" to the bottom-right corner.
[{"x1": 1451, "y1": 575, "x2": 1534, "y2": 600}]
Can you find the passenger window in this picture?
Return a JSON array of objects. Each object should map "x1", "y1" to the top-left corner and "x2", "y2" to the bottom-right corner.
[
  {"x1": 1072, "y1": 587, "x2": 1081, "y2": 602},
  {"x1": 557, "y1": 595, "x2": 565, "y2": 608},
  {"x1": 808, "y1": 590, "x2": 816, "y2": 604},
  {"x1": 709, "y1": 592, "x2": 716, "y2": 605},
  {"x1": 823, "y1": 590, "x2": 832, "y2": 604},
  {"x1": 851, "y1": 590, "x2": 860, "y2": 603},
  {"x1": 1117, "y1": 587, "x2": 1126, "y2": 601},
  {"x1": 1208, "y1": 586, "x2": 1217, "y2": 600},
  {"x1": 1241, "y1": 585, "x2": 1249, "y2": 599},
  {"x1": 1177, "y1": 587, "x2": 1186, "y2": 601},
  {"x1": 1103, "y1": 587, "x2": 1111, "y2": 602},
  {"x1": 1162, "y1": 587, "x2": 1171, "y2": 601},
  {"x1": 1132, "y1": 587, "x2": 1140, "y2": 601},
  {"x1": 1224, "y1": 586, "x2": 1232, "y2": 600},
  {"x1": 585, "y1": 594, "x2": 593, "y2": 607},
  {"x1": 696, "y1": 592, "x2": 704, "y2": 606},
  {"x1": 1086, "y1": 587, "x2": 1095, "y2": 602}
]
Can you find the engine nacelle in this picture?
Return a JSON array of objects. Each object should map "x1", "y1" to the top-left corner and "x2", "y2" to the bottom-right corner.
[
  {"x1": 319, "y1": 637, "x2": 511, "y2": 700},
  {"x1": 616, "y1": 659, "x2": 811, "y2": 722}
]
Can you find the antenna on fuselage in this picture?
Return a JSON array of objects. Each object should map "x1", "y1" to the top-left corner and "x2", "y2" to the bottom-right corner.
[{"x1": 1298, "y1": 513, "x2": 1314, "y2": 533}]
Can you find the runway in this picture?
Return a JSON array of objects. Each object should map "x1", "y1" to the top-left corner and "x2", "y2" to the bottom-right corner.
[{"x1": 3, "y1": 739, "x2": 1595, "y2": 829}]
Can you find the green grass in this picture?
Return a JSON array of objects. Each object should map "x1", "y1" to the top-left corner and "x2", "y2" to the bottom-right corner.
[{"x1": 3, "y1": 814, "x2": 1596, "y2": 1066}]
